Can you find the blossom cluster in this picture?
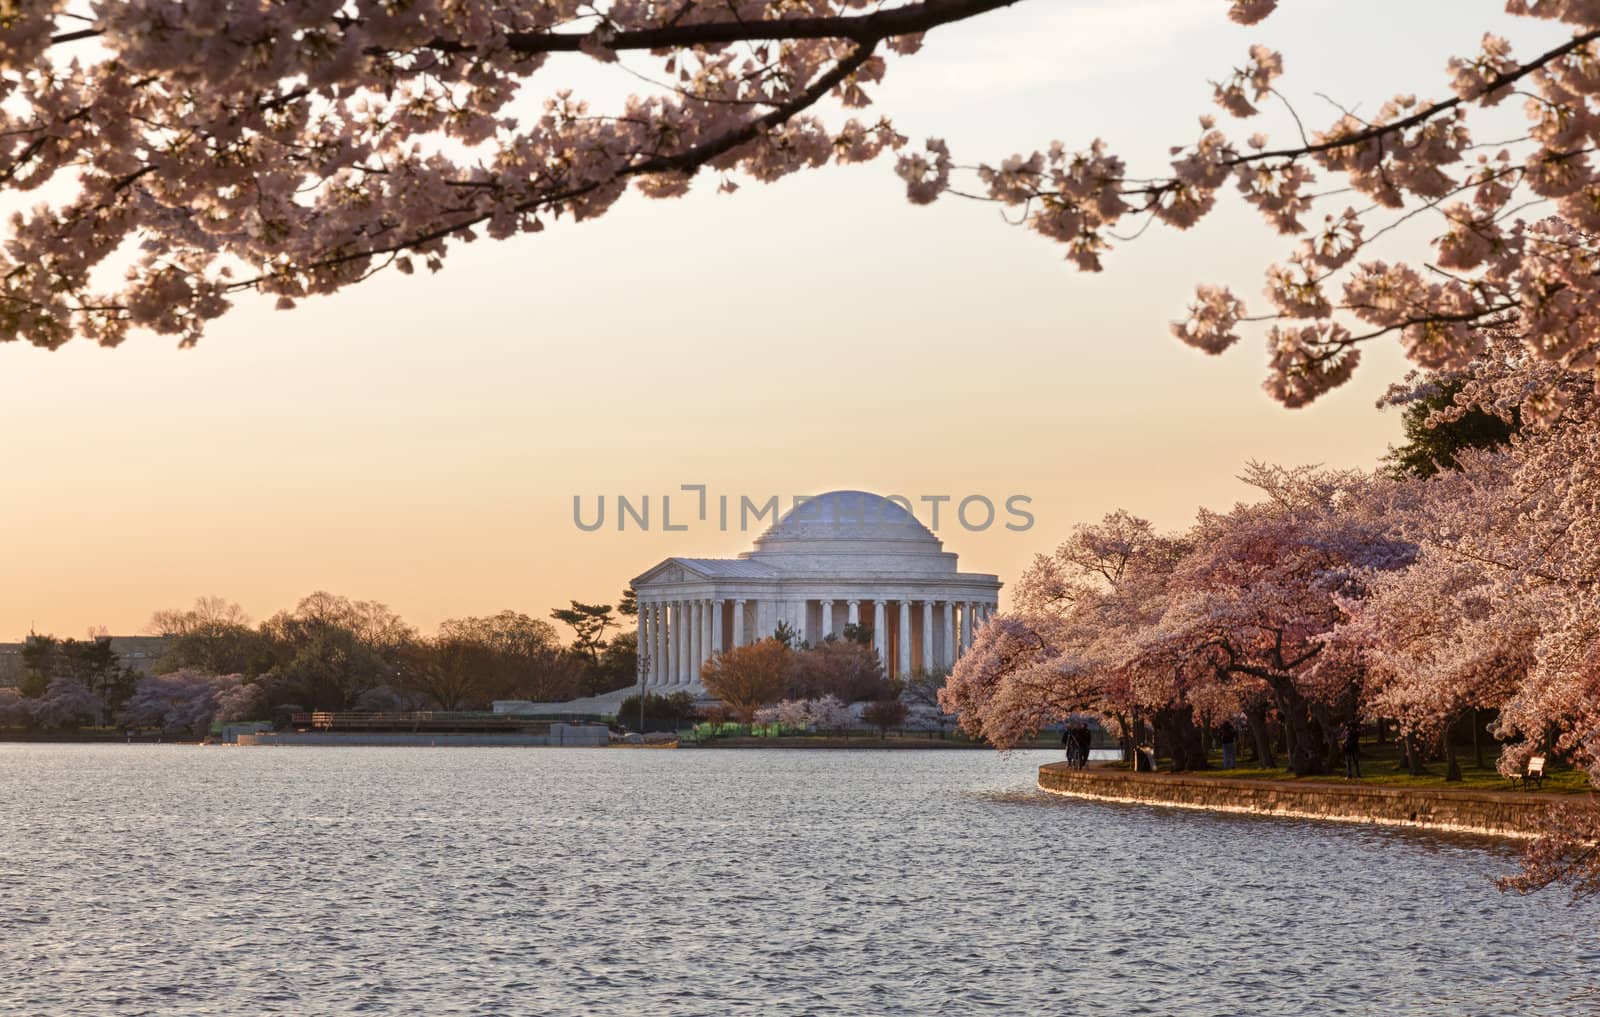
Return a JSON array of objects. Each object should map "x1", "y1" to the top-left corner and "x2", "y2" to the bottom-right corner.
[
  {"x1": 0, "y1": 667, "x2": 259, "y2": 734},
  {"x1": 751, "y1": 694, "x2": 853, "y2": 730},
  {"x1": 1, "y1": 1, "x2": 942, "y2": 347},
  {"x1": 118, "y1": 669, "x2": 262, "y2": 737}
]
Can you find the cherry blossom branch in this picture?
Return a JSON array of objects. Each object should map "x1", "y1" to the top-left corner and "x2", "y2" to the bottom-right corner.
[
  {"x1": 46, "y1": 0, "x2": 1024, "y2": 53},
  {"x1": 223, "y1": 41, "x2": 881, "y2": 293},
  {"x1": 1234, "y1": 29, "x2": 1600, "y2": 167}
]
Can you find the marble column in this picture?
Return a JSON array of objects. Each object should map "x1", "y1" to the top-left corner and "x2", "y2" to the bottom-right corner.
[
  {"x1": 653, "y1": 603, "x2": 667, "y2": 686},
  {"x1": 711, "y1": 599, "x2": 724, "y2": 658},
  {"x1": 690, "y1": 600, "x2": 704, "y2": 683},
  {"x1": 897, "y1": 600, "x2": 912, "y2": 678},
  {"x1": 683, "y1": 600, "x2": 695, "y2": 683},
  {"x1": 658, "y1": 602, "x2": 668, "y2": 684},
  {"x1": 642, "y1": 602, "x2": 653, "y2": 686},
  {"x1": 733, "y1": 599, "x2": 746, "y2": 647},
  {"x1": 640, "y1": 601, "x2": 652, "y2": 687},
  {"x1": 707, "y1": 601, "x2": 720, "y2": 671},
  {"x1": 820, "y1": 600, "x2": 833, "y2": 641},
  {"x1": 672, "y1": 601, "x2": 686, "y2": 684},
  {"x1": 960, "y1": 600, "x2": 973, "y2": 656},
  {"x1": 942, "y1": 600, "x2": 955, "y2": 670},
  {"x1": 921, "y1": 601, "x2": 933, "y2": 675},
  {"x1": 847, "y1": 599, "x2": 860, "y2": 628},
  {"x1": 873, "y1": 600, "x2": 887, "y2": 669}
]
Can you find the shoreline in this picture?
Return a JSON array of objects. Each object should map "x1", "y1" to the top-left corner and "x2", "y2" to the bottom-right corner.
[
  {"x1": 1038, "y1": 762, "x2": 1579, "y2": 840},
  {"x1": 2, "y1": 734, "x2": 1029, "y2": 751},
  {"x1": 685, "y1": 736, "x2": 996, "y2": 749}
]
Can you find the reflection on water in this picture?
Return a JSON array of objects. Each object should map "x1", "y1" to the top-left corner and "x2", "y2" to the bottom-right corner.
[{"x1": 1, "y1": 745, "x2": 1595, "y2": 1016}]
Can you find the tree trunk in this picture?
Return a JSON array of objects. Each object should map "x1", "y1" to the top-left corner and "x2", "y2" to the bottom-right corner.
[
  {"x1": 1157, "y1": 706, "x2": 1208, "y2": 771},
  {"x1": 1308, "y1": 701, "x2": 1345, "y2": 774},
  {"x1": 1245, "y1": 699, "x2": 1276, "y2": 769},
  {"x1": 1286, "y1": 709, "x2": 1322, "y2": 775},
  {"x1": 1265, "y1": 676, "x2": 1323, "y2": 775},
  {"x1": 1402, "y1": 732, "x2": 1427, "y2": 776},
  {"x1": 1444, "y1": 721, "x2": 1462, "y2": 782},
  {"x1": 1472, "y1": 708, "x2": 1484, "y2": 770}
]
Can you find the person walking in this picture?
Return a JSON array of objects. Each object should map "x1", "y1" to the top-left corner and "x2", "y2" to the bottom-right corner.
[
  {"x1": 1343, "y1": 722, "x2": 1362, "y2": 779},
  {"x1": 1061, "y1": 725, "x2": 1076, "y2": 767},
  {"x1": 1075, "y1": 723, "x2": 1092, "y2": 769},
  {"x1": 1218, "y1": 719, "x2": 1238, "y2": 770}
]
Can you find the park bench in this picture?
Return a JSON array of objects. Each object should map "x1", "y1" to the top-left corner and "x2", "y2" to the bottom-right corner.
[
  {"x1": 1134, "y1": 744, "x2": 1158, "y2": 772},
  {"x1": 1520, "y1": 755, "x2": 1546, "y2": 790}
]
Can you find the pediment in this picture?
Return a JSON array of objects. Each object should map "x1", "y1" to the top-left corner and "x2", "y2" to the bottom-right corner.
[
  {"x1": 633, "y1": 559, "x2": 688, "y2": 587},
  {"x1": 632, "y1": 556, "x2": 780, "y2": 587},
  {"x1": 633, "y1": 557, "x2": 727, "y2": 587}
]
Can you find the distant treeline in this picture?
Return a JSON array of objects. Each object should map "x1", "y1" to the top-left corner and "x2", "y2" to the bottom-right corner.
[{"x1": 0, "y1": 591, "x2": 641, "y2": 736}]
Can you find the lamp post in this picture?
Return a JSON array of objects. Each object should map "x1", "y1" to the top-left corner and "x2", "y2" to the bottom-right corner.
[{"x1": 637, "y1": 648, "x2": 649, "y2": 734}]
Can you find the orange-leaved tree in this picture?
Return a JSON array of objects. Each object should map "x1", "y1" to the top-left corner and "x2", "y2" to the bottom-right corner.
[{"x1": 700, "y1": 639, "x2": 792, "y2": 722}]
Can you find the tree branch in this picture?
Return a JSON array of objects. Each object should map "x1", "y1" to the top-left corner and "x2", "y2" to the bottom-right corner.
[
  {"x1": 461, "y1": 0, "x2": 1022, "y2": 55},
  {"x1": 1232, "y1": 28, "x2": 1600, "y2": 167},
  {"x1": 224, "y1": 41, "x2": 880, "y2": 292},
  {"x1": 51, "y1": 0, "x2": 1025, "y2": 53}
]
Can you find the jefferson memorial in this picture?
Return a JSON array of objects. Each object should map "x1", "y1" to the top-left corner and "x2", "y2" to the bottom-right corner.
[{"x1": 632, "y1": 491, "x2": 1002, "y2": 691}]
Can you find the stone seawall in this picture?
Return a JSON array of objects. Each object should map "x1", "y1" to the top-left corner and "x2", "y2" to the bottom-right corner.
[
  {"x1": 1038, "y1": 763, "x2": 1574, "y2": 839},
  {"x1": 238, "y1": 723, "x2": 608, "y2": 747}
]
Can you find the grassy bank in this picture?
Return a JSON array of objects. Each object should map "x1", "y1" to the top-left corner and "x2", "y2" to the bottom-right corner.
[{"x1": 1131, "y1": 739, "x2": 1592, "y2": 794}]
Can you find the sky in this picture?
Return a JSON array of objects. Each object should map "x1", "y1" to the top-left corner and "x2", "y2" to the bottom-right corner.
[{"x1": 0, "y1": 1, "x2": 1566, "y2": 639}]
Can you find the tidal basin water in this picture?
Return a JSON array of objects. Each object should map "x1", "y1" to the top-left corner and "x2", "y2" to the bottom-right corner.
[{"x1": 2, "y1": 746, "x2": 1597, "y2": 1016}]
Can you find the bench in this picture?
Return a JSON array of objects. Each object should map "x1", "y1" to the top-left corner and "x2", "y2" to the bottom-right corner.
[{"x1": 1521, "y1": 755, "x2": 1546, "y2": 790}]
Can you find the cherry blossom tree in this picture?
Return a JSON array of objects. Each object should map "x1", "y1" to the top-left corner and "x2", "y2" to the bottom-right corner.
[
  {"x1": 946, "y1": 472, "x2": 1413, "y2": 771},
  {"x1": 9, "y1": 1, "x2": 1600, "y2": 410},
  {"x1": 119, "y1": 669, "x2": 262, "y2": 737},
  {"x1": 941, "y1": 510, "x2": 1191, "y2": 754},
  {"x1": 1380, "y1": 355, "x2": 1600, "y2": 775},
  {"x1": 1358, "y1": 350, "x2": 1600, "y2": 892},
  {"x1": 775, "y1": 697, "x2": 813, "y2": 728},
  {"x1": 1149, "y1": 467, "x2": 1415, "y2": 774},
  {"x1": 805, "y1": 693, "x2": 852, "y2": 730},
  {"x1": 0, "y1": 686, "x2": 34, "y2": 727},
  {"x1": 1333, "y1": 549, "x2": 1538, "y2": 779},
  {"x1": 28, "y1": 675, "x2": 104, "y2": 728}
]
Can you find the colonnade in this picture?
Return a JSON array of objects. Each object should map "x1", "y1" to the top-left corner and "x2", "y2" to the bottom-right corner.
[{"x1": 636, "y1": 596, "x2": 998, "y2": 687}]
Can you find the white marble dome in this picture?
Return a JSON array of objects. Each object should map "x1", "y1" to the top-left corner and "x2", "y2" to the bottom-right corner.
[{"x1": 752, "y1": 490, "x2": 940, "y2": 550}]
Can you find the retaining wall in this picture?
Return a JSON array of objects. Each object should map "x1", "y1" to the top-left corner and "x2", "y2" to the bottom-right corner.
[
  {"x1": 238, "y1": 723, "x2": 608, "y2": 748},
  {"x1": 1038, "y1": 762, "x2": 1576, "y2": 839}
]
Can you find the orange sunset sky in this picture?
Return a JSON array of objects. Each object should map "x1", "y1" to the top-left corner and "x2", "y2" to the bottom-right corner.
[{"x1": 0, "y1": 1, "x2": 1553, "y2": 639}]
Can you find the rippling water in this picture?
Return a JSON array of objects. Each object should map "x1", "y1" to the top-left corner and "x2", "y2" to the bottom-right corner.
[{"x1": 1, "y1": 745, "x2": 1596, "y2": 1016}]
